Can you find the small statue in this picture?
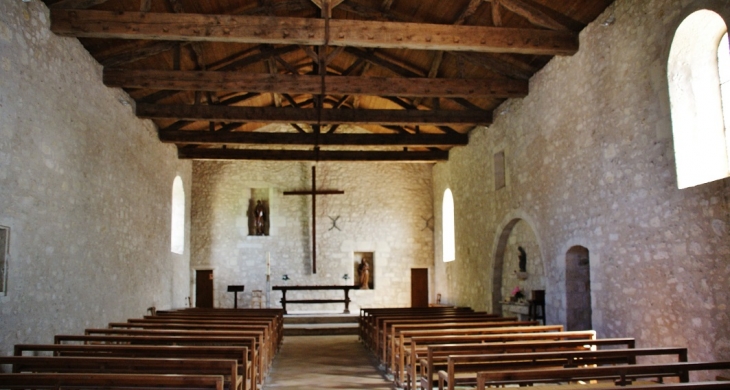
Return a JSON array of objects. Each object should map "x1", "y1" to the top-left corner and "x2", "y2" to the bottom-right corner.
[
  {"x1": 358, "y1": 258, "x2": 370, "y2": 290},
  {"x1": 518, "y1": 246, "x2": 527, "y2": 273},
  {"x1": 254, "y1": 200, "x2": 266, "y2": 235}
]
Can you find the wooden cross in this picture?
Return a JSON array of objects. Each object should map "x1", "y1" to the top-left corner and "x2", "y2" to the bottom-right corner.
[{"x1": 283, "y1": 166, "x2": 344, "y2": 274}]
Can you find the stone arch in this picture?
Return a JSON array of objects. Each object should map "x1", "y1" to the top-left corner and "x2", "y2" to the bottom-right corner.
[{"x1": 491, "y1": 211, "x2": 546, "y2": 314}]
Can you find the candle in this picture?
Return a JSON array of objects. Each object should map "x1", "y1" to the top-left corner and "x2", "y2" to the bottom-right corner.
[{"x1": 266, "y1": 252, "x2": 270, "y2": 276}]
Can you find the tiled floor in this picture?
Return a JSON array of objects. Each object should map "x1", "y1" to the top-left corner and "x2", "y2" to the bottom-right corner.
[{"x1": 263, "y1": 335, "x2": 394, "y2": 389}]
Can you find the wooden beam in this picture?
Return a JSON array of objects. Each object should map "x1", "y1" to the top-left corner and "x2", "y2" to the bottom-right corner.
[
  {"x1": 51, "y1": 10, "x2": 579, "y2": 55},
  {"x1": 159, "y1": 130, "x2": 468, "y2": 146},
  {"x1": 50, "y1": 0, "x2": 107, "y2": 9},
  {"x1": 492, "y1": 0, "x2": 571, "y2": 31},
  {"x1": 103, "y1": 69, "x2": 528, "y2": 98},
  {"x1": 137, "y1": 104, "x2": 492, "y2": 126},
  {"x1": 177, "y1": 148, "x2": 449, "y2": 162}
]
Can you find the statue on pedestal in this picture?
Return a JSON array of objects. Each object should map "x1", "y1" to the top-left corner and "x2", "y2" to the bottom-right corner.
[{"x1": 254, "y1": 200, "x2": 266, "y2": 236}]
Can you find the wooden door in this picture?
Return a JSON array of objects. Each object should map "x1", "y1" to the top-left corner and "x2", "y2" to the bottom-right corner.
[
  {"x1": 195, "y1": 270, "x2": 214, "y2": 308},
  {"x1": 410, "y1": 268, "x2": 429, "y2": 308}
]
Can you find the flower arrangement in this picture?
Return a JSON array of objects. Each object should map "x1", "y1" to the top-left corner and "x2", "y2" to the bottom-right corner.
[{"x1": 511, "y1": 286, "x2": 525, "y2": 301}]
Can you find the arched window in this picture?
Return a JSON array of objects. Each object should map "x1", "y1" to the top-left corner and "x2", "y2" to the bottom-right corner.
[
  {"x1": 668, "y1": 10, "x2": 730, "y2": 188},
  {"x1": 442, "y1": 189, "x2": 455, "y2": 262},
  {"x1": 171, "y1": 176, "x2": 185, "y2": 254}
]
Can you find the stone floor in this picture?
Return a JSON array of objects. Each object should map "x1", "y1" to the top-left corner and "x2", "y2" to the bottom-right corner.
[{"x1": 263, "y1": 335, "x2": 394, "y2": 389}]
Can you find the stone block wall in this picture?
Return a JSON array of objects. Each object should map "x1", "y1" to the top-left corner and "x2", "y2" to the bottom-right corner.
[
  {"x1": 0, "y1": 1, "x2": 191, "y2": 358},
  {"x1": 191, "y1": 160, "x2": 434, "y2": 311},
  {"x1": 433, "y1": 0, "x2": 730, "y2": 368}
]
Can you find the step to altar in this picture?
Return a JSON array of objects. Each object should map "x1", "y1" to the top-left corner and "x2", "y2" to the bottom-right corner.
[{"x1": 283, "y1": 312, "x2": 359, "y2": 336}]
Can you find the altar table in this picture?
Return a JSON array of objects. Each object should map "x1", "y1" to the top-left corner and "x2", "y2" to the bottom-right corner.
[{"x1": 272, "y1": 285, "x2": 359, "y2": 314}]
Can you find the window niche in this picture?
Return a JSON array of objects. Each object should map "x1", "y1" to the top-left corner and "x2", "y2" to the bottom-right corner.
[
  {"x1": 0, "y1": 226, "x2": 9, "y2": 296},
  {"x1": 354, "y1": 252, "x2": 374, "y2": 290},
  {"x1": 248, "y1": 188, "x2": 270, "y2": 236}
]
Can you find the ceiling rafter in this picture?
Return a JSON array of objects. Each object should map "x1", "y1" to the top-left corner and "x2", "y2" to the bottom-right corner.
[
  {"x1": 159, "y1": 131, "x2": 467, "y2": 147},
  {"x1": 136, "y1": 104, "x2": 492, "y2": 126},
  {"x1": 50, "y1": 10, "x2": 579, "y2": 55},
  {"x1": 177, "y1": 148, "x2": 449, "y2": 162},
  {"x1": 104, "y1": 69, "x2": 528, "y2": 99}
]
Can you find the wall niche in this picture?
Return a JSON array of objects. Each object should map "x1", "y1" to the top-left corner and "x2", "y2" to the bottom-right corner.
[
  {"x1": 354, "y1": 252, "x2": 374, "y2": 290},
  {"x1": 248, "y1": 188, "x2": 270, "y2": 236}
]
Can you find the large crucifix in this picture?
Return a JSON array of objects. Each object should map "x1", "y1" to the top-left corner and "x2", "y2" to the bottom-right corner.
[{"x1": 283, "y1": 165, "x2": 344, "y2": 274}]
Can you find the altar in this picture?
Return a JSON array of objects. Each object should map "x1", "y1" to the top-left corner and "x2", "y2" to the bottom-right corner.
[
  {"x1": 502, "y1": 302, "x2": 530, "y2": 321},
  {"x1": 272, "y1": 285, "x2": 359, "y2": 314}
]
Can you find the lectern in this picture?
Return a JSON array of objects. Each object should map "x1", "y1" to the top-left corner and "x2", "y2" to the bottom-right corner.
[{"x1": 227, "y1": 285, "x2": 245, "y2": 309}]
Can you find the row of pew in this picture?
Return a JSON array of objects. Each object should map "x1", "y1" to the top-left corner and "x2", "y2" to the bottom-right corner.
[
  {"x1": 358, "y1": 307, "x2": 730, "y2": 390},
  {"x1": 1, "y1": 308, "x2": 285, "y2": 390}
]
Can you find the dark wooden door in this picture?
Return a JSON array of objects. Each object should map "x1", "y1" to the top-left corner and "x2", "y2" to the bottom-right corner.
[
  {"x1": 196, "y1": 270, "x2": 214, "y2": 308},
  {"x1": 410, "y1": 268, "x2": 429, "y2": 308}
]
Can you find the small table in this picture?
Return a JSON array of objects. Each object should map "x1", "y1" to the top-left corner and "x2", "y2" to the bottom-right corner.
[
  {"x1": 227, "y1": 285, "x2": 245, "y2": 309},
  {"x1": 272, "y1": 285, "x2": 359, "y2": 314}
]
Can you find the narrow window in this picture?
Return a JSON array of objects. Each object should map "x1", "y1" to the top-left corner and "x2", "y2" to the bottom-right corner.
[
  {"x1": 171, "y1": 176, "x2": 185, "y2": 254},
  {"x1": 668, "y1": 10, "x2": 730, "y2": 188},
  {"x1": 442, "y1": 189, "x2": 455, "y2": 262}
]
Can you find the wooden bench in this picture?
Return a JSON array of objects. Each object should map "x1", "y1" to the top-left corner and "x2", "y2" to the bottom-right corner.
[
  {"x1": 0, "y1": 373, "x2": 225, "y2": 390},
  {"x1": 391, "y1": 325, "x2": 569, "y2": 385},
  {"x1": 378, "y1": 315, "x2": 515, "y2": 360},
  {"x1": 400, "y1": 329, "x2": 596, "y2": 388},
  {"x1": 13, "y1": 344, "x2": 253, "y2": 390},
  {"x1": 387, "y1": 320, "x2": 541, "y2": 371},
  {"x1": 105, "y1": 322, "x2": 269, "y2": 380},
  {"x1": 531, "y1": 381, "x2": 730, "y2": 389},
  {"x1": 415, "y1": 337, "x2": 636, "y2": 390},
  {"x1": 475, "y1": 361, "x2": 730, "y2": 389},
  {"x1": 437, "y1": 347, "x2": 688, "y2": 390},
  {"x1": 359, "y1": 307, "x2": 475, "y2": 349},
  {"x1": 0, "y1": 356, "x2": 244, "y2": 390}
]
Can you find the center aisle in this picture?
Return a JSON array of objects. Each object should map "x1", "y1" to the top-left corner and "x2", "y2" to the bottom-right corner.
[{"x1": 263, "y1": 335, "x2": 394, "y2": 389}]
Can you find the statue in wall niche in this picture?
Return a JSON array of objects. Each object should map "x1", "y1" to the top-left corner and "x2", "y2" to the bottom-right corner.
[
  {"x1": 518, "y1": 246, "x2": 527, "y2": 273},
  {"x1": 358, "y1": 258, "x2": 370, "y2": 290},
  {"x1": 254, "y1": 200, "x2": 266, "y2": 235}
]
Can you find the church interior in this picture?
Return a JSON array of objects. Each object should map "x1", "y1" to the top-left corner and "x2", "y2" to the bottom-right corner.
[{"x1": 1, "y1": 0, "x2": 730, "y2": 387}]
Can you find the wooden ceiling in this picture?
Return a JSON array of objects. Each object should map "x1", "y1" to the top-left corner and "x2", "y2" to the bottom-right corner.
[{"x1": 44, "y1": 0, "x2": 614, "y2": 162}]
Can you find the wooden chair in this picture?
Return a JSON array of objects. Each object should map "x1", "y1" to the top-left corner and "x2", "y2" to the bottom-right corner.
[{"x1": 528, "y1": 289, "x2": 545, "y2": 325}]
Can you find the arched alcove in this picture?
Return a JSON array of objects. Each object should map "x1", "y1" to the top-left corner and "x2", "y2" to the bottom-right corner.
[
  {"x1": 565, "y1": 246, "x2": 592, "y2": 330},
  {"x1": 492, "y1": 218, "x2": 545, "y2": 315}
]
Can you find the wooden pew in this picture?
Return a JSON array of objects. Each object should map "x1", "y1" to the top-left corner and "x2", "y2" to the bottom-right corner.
[
  {"x1": 391, "y1": 325, "x2": 568, "y2": 385},
  {"x1": 0, "y1": 373, "x2": 225, "y2": 390},
  {"x1": 534, "y1": 381, "x2": 730, "y2": 389},
  {"x1": 359, "y1": 307, "x2": 475, "y2": 349},
  {"x1": 378, "y1": 315, "x2": 516, "y2": 360},
  {"x1": 0, "y1": 356, "x2": 244, "y2": 390},
  {"x1": 13, "y1": 344, "x2": 253, "y2": 390},
  {"x1": 400, "y1": 329, "x2": 595, "y2": 389},
  {"x1": 474, "y1": 361, "x2": 730, "y2": 389},
  {"x1": 437, "y1": 347, "x2": 688, "y2": 390},
  {"x1": 416, "y1": 337, "x2": 636, "y2": 390},
  {"x1": 54, "y1": 333, "x2": 260, "y2": 388},
  {"x1": 105, "y1": 321, "x2": 269, "y2": 380},
  {"x1": 369, "y1": 311, "x2": 490, "y2": 353},
  {"x1": 387, "y1": 320, "x2": 541, "y2": 371}
]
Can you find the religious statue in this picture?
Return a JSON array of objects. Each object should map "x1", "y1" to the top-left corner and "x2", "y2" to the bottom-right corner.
[
  {"x1": 358, "y1": 258, "x2": 370, "y2": 290},
  {"x1": 518, "y1": 246, "x2": 527, "y2": 273},
  {"x1": 254, "y1": 200, "x2": 266, "y2": 235}
]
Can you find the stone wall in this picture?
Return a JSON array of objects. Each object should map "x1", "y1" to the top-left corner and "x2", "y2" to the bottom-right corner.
[
  {"x1": 0, "y1": 1, "x2": 191, "y2": 358},
  {"x1": 191, "y1": 160, "x2": 433, "y2": 311},
  {"x1": 433, "y1": 0, "x2": 730, "y2": 368}
]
